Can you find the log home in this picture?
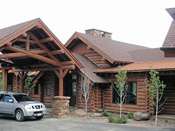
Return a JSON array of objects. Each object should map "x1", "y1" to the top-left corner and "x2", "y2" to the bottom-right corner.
[{"x1": 0, "y1": 8, "x2": 175, "y2": 116}]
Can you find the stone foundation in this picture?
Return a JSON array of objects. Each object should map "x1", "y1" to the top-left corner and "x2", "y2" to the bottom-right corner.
[{"x1": 52, "y1": 96, "x2": 70, "y2": 118}]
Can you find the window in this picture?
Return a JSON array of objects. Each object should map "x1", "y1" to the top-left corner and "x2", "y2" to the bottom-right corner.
[
  {"x1": 0, "y1": 94, "x2": 4, "y2": 101},
  {"x1": 4, "y1": 95, "x2": 13, "y2": 102},
  {"x1": 46, "y1": 84, "x2": 51, "y2": 96},
  {"x1": 72, "y1": 74, "x2": 77, "y2": 97},
  {"x1": 113, "y1": 81, "x2": 137, "y2": 105},
  {"x1": 34, "y1": 84, "x2": 39, "y2": 95},
  {"x1": 13, "y1": 94, "x2": 33, "y2": 102}
]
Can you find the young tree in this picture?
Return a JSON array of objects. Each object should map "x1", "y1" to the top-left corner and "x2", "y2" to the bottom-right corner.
[
  {"x1": 24, "y1": 74, "x2": 36, "y2": 95},
  {"x1": 144, "y1": 63, "x2": 166, "y2": 126},
  {"x1": 0, "y1": 73, "x2": 3, "y2": 91},
  {"x1": 79, "y1": 75, "x2": 93, "y2": 115},
  {"x1": 114, "y1": 66, "x2": 127, "y2": 118}
]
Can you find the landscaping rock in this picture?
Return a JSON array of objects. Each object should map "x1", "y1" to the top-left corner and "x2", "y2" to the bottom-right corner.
[
  {"x1": 91, "y1": 113, "x2": 102, "y2": 117},
  {"x1": 71, "y1": 109, "x2": 86, "y2": 116},
  {"x1": 133, "y1": 112, "x2": 149, "y2": 121}
]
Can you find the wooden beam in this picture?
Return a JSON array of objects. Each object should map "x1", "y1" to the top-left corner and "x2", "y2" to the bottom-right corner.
[
  {"x1": 32, "y1": 71, "x2": 45, "y2": 84},
  {"x1": 4, "y1": 45, "x2": 61, "y2": 67},
  {"x1": 18, "y1": 39, "x2": 36, "y2": 44},
  {"x1": 62, "y1": 69, "x2": 69, "y2": 78},
  {"x1": 40, "y1": 38, "x2": 53, "y2": 43},
  {"x1": 25, "y1": 34, "x2": 30, "y2": 51},
  {"x1": 11, "y1": 35, "x2": 24, "y2": 44},
  {"x1": 14, "y1": 65, "x2": 75, "y2": 72},
  {"x1": 22, "y1": 33, "x2": 27, "y2": 37},
  {"x1": 87, "y1": 45, "x2": 92, "y2": 50},
  {"x1": 28, "y1": 32, "x2": 61, "y2": 65},
  {"x1": 2, "y1": 69, "x2": 7, "y2": 91},
  {"x1": 0, "y1": 48, "x2": 64, "y2": 59},
  {"x1": 54, "y1": 70, "x2": 60, "y2": 79}
]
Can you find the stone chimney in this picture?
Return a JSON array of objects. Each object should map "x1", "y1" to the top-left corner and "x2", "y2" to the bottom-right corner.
[{"x1": 85, "y1": 29, "x2": 112, "y2": 39}]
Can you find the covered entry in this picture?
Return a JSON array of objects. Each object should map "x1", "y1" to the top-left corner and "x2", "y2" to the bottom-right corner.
[{"x1": 0, "y1": 18, "x2": 82, "y2": 106}]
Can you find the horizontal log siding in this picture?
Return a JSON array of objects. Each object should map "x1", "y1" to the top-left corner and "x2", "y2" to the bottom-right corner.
[
  {"x1": 12, "y1": 75, "x2": 22, "y2": 93},
  {"x1": 103, "y1": 76, "x2": 150, "y2": 114},
  {"x1": 76, "y1": 85, "x2": 102, "y2": 111},
  {"x1": 29, "y1": 84, "x2": 41, "y2": 102}
]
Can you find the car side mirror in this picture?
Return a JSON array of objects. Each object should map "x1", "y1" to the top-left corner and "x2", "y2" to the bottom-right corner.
[{"x1": 8, "y1": 99, "x2": 14, "y2": 103}]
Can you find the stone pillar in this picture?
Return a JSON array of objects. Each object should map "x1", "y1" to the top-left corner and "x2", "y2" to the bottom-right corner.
[{"x1": 52, "y1": 96, "x2": 70, "y2": 118}]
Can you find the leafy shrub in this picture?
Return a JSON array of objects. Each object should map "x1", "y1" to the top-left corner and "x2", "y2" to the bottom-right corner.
[
  {"x1": 103, "y1": 110, "x2": 109, "y2": 116},
  {"x1": 165, "y1": 120, "x2": 168, "y2": 123},
  {"x1": 108, "y1": 115, "x2": 127, "y2": 124},
  {"x1": 127, "y1": 112, "x2": 134, "y2": 119}
]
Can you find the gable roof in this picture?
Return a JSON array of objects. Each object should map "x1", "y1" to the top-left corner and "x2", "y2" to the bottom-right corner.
[
  {"x1": 72, "y1": 53, "x2": 109, "y2": 83},
  {"x1": 0, "y1": 18, "x2": 82, "y2": 69},
  {"x1": 65, "y1": 32, "x2": 149, "y2": 64},
  {"x1": 162, "y1": 20, "x2": 175, "y2": 48},
  {"x1": 0, "y1": 18, "x2": 38, "y2": 41},
  {"x1": 94, "y1": 60, "x2": 175, "y2": 73},
  {"x1": 162, "y1": 8, "x2": 175, "y2": 48}
]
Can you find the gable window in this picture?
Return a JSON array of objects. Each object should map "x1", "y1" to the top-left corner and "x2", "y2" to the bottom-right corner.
[
  {"x1": 46, "y1": 84, "x2": 51, "y2": 96},
  {"x1": 113, "y1": 81, "x2": 137, "y2": 105}
]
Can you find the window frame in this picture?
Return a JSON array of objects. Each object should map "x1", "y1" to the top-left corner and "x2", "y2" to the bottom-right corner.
[
  {"x1": 46, "y1": 83, "x2": 51, "y2": 96},
  {"x1": 112, "y1": 81, "x2": 137, "y2": 105}
]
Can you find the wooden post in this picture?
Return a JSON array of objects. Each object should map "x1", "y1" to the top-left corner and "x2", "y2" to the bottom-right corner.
[
  {"x1": 59, "y1": 69, "x2": 63, "y2": 96},
  {"x1": 2, "y1": 69, "x2": 7, "y2": 91},
  {"x1": 54, "y1": 69, "x2": 69, "y2": 96}
]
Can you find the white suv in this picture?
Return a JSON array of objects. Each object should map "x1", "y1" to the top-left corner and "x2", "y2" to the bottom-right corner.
[{"x1": 0, "y1": 91, "x2": 46, "y2": 121}]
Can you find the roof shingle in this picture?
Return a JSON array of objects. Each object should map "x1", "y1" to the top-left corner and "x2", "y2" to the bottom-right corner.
[
  {"x1": 0, "y1": 18, "x2": 39, "y2": 41},
  {"x1": 78, "y1": 32, "x2": 149, "y2": 62},
  {"x1": 72, "y1": 53, "x2": 109, "y2": 83}
]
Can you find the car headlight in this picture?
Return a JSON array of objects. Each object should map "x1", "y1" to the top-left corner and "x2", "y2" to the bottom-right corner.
[
  {"x1": 42, "y1": 104, "x2": 45, "y2": 108},
  {"x1": 24, "y1": 105, "x2": 32, "y2": 109}
]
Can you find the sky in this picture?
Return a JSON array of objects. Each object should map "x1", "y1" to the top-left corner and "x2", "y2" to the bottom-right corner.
[{"x1": 0, "y1": 0, "x2": 174, "y2": 48}]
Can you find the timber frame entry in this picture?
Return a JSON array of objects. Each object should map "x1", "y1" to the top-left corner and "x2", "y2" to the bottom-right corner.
[{"x1": 0, "y1": 18, "x2": 82, "y2": 96}]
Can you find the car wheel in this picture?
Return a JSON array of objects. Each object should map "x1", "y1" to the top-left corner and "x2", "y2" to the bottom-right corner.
[
  {"x1": 15, "y1": 109, "x2": 24, "y2": 122},
  {"x1": 35, "y1": 115, "x2": 43, "y2": 120}
]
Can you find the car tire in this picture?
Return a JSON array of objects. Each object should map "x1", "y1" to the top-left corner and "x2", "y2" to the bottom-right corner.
[
  {"x1": 15, "y1": 109, "x2": 24, "y2": 122},
  {"x1": 35, "y1": 115, "x2": 43, "y2": 120}
]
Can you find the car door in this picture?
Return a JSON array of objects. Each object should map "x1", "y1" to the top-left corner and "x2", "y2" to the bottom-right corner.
[
  {"x1": 0, "y1": 94, "x2": 4, "y2": 113},
  {"x1": 2, "y1": 95, "x2": 14, "y2": 114}
]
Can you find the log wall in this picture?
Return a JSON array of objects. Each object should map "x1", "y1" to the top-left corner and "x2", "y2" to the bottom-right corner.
[
  {"x1": 76, "y1": 85, "x2": 102, "y2": 112},
  {"x1": 103, "y1": 75, "x2": 150, "y2": 114}
]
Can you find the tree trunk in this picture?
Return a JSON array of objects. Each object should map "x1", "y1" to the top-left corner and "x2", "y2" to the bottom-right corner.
[
  {"x1": 120, "y1": 89, "x2": 122, "y2": 118},
  {"x1": 155, "y1": 89, "x2": 159, "y2": 126},
  {"x1": 85, "y1": 99, "x2": 88, "y2": 117}
]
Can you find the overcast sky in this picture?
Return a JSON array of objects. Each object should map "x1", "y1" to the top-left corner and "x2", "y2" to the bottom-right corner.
[{"x1": 0, "y1": 0, "x2": 174, "y2": 48}]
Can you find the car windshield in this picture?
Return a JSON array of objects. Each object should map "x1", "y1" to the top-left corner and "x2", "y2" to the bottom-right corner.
[{"x1": 13, "y1": 94, "x2": 34, "y2": 102}]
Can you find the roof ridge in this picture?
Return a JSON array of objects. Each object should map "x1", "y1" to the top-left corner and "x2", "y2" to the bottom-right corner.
[{"x1": 77, "y1": 32, "x2": 150, "y2": 49}]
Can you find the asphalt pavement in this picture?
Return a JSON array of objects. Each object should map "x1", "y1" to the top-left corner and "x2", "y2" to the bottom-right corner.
[{"x1": 0, "y1": 115, "x2": 174, "y2": 131}]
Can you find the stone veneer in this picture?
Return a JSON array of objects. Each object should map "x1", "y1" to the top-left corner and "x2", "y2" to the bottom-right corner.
[{"x1": 52, "y1": 96, "x2": 70, "y2": 118}]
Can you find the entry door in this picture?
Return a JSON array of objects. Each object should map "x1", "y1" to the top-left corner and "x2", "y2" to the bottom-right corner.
[{"x1": 64, "y1": 73, "x2": 77, "y2": 106}]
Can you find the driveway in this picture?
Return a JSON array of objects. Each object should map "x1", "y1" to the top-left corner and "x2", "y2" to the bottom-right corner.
[{"x1": 0, "y1": 116, "x2": 174, "y2": 131}]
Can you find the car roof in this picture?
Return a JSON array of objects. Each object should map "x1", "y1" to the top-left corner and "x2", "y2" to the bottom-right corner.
[{"x1": 0, "y1": 91, "x2": 27, "y2": 95}]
